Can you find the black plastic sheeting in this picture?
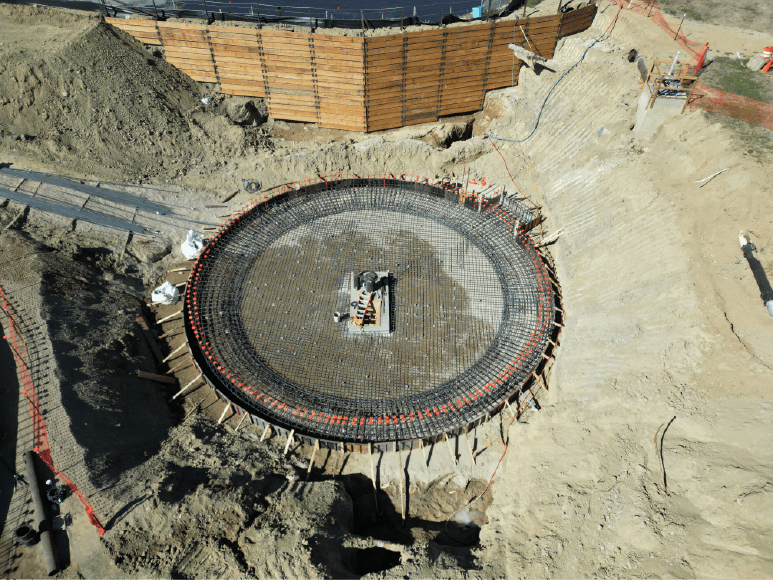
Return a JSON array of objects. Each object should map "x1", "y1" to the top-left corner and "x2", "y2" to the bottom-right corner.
[{"x1": 101, "y1": 3, "x2": 470, "y2": 29}]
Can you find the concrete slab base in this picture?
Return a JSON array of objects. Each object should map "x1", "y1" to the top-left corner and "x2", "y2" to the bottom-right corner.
[{"x1": 633, "y1": 88, "x2": 686, "y2": 141}]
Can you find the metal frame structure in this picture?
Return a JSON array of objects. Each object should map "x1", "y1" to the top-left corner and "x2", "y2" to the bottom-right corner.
[
  {"x1": 183, "y1": 175, "x2": 561, "y2": 452},
  {"x1": 643, "y1": 59, "x2": 698, "y2": 114}
]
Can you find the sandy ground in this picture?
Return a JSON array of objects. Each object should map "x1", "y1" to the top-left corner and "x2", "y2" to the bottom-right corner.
[{"x1": 1, "y1": 0, "x2": 772, "y2": 578}]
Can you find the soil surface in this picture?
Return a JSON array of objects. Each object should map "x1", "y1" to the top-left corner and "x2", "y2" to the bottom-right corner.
[{"x1": 1, "y1": 1, "x2": 772, "y2": 579}]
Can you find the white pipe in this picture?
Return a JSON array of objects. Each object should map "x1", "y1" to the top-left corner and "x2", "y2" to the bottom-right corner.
[
  {"x1": 695, "y1": 167, "x2": 728, "y2": 184},
  {"x1": 668, "y1": 51, "x2": 680, "y2": 75}
]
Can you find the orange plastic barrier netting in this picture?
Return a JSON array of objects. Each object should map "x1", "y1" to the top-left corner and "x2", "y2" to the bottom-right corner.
[
  {"x1": 609, "y1": 0, "x2": 773, "y2": 130},
  {"x1": 1, "y1": 285, "x2": 105, "y2": 536},
  {"x1": 690, "y1": 82, "x2": 773, "y2": 130}
]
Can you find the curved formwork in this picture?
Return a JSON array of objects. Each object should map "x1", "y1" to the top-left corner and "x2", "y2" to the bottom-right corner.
[{"x1": 183, "y1": 175, "x2": 560, "y2": 451}]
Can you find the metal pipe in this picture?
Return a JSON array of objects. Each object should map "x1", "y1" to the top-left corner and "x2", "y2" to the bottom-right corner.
[
  {"x1": 24, "y1": 451, "x2": 59, "y2": 576},
  {"x1": 740, "y1": 234, "x2": 773, "y2": 318}
]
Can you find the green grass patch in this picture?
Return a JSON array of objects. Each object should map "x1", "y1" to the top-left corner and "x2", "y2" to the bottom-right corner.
[
  {"x1": 656, "y1": 0, "x2": 704, "y2": 22},
  {"x1": 703, "y1": 112, "x2": 773, "y2": 163},
  {"x1": 700, "y1": 56, "x2": 773, "y2": 104},
  {"x1": 651, "y1": 0, "x2": 771, "y2": 33}
]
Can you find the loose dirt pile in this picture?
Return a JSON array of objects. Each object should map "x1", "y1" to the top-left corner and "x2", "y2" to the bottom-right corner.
[
  {"x1": 0, "y1": 4, "x2": 269, "y2": 183},
  {"x1": 1, "y1": 1, "x2": 772, "y2": 578}
]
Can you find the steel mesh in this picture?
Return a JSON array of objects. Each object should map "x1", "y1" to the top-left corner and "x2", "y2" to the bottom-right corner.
[{"x1": 184, "y1": 178, "x2": 555, "y2": 444}]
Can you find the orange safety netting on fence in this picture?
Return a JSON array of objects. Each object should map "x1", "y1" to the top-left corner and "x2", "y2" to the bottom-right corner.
[
  {"x1": 1, "y1": 284, "x2": 105, "y2": 536},
  {"x1": 609, "y1": 0, "x2": 773, "y2": 130}
]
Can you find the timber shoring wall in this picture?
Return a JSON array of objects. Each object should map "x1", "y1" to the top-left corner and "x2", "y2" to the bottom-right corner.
[{"x1": 106, "y1": 5, "x2": 595, "y2": 132}]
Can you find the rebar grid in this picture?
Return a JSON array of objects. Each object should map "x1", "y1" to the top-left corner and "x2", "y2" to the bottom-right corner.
[{"x1": 184, "y1": 178, "x2": 555, "y2": 444}]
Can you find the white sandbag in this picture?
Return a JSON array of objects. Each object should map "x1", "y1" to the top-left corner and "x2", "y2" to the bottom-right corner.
[
  {"x1": 181, "y1": 230, "x2": 204, "y2": 260},
  {"x1": 151, "y1": 281, "x2": 180, "y2": 305}
]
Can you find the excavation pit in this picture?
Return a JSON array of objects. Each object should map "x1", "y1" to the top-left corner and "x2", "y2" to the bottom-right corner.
[{"x1": 183, "y1": 177, "x2": 558, "y2": 450}]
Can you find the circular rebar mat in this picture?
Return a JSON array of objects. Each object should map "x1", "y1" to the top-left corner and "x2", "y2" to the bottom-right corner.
[{"x1": 184, "y1": 178, "x2": 555, "y2": 446}]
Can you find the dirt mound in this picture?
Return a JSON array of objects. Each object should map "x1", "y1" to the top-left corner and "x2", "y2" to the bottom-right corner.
[{"x1": 0, "y1": 4, "x2": 266, "y2": 182}]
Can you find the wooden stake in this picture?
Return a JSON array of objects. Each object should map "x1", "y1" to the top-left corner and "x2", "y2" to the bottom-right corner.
[
  {"x1": 445, "y1": 433, "x2": 457, "y2": 465},
  {"x1": 306, "y1": 440, "x2": 319, "y2": 481},
  {"x1": 183, "y1": 391, "x2": 212, "y2": 421},
  {"x1": 283, "y1": 429, "x2": 295, "y2": 456},
  {"x1": 158, "y1": 326, "x2": 183, "y2": 340},
  {"x1": 168, "y1": 267, "x2": 190, "y2": 273},
  {"x1": 155, "y1": 310, "x2": 182, "y2": 325},
  {"x1": 172, "y1": 373, "x2": 202, "y2": 400},
  {"x1": 235, "y1": 414, "x2": 247, "y2": 431},
  {"x1": 3, "y1": 205, "x2": 27, "y2": 232},
  {"x1": 504, "y1": 399, "x2": 516, "y2": 418},
  {"x1": 162, "y1": 342, "x2": 187, "y2": 363},
  {"x1": 136, "y1": 315, "x2": 165, "y2": 365},
  {"x1": 260, "y1": 424, "x2": 271, "y2": 442},
  {"x1": 465, "y1": 431, "x2": 476, "y2": 465},
  {"x1": 369, "y1": 443, "x2": 379, "y2": 513},
  {"x1": 174, "y1": 281, "x2": 186, "y2": 288},
  {"x1": 136, "y1": 370, "x2": 176, "y2": 384},
  {"x1": 165, "y1": 358, "x2": 189, "y2": 375},
  {"x1": 473, "y1": 437, "x2": 496, "y2": 461},
  {"x1": 217, "y1": 402, "x2": 231, "y2": 424}
]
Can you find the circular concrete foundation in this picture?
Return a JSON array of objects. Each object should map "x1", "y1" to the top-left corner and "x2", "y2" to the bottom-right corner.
[{"x1": 183, "y1": 176, "x2": 558, "y2": 449}]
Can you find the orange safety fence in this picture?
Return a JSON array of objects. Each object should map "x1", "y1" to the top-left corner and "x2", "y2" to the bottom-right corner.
[
  {"x1": 1, "y1": 284, "x2": 105, "y2": 536},
  {"x1": 609, "y1": 0, "x2": 773, "y2": 130},
  {"x1": 690, "y1": 83, "x2": 773, "y2": 130}
]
